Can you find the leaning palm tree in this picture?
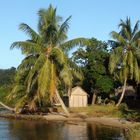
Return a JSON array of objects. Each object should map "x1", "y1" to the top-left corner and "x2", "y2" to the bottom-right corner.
[
  {"x1": 9, "y1": 5, "x2": 89, "y2": 115},
  {"x1": 109, "y1": 17, "x2": 140, "y2": 107}
]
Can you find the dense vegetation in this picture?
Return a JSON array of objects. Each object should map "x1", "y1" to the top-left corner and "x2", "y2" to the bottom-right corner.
[
  {"x1": 0, "y1": 5, "x2": 140, "y2": 121},
  {"x1": 0, "y1": 67, "x2": 15, "y2": 86},
  {"x1": 72, "y1": 38, "x2": 114, "y2": 104},
  {"x1": 0, "y1": 67, "x2": 16, "y2": 103},
  {"x1": 7, "y1": 5, "x2": 89, "y2": 115}
]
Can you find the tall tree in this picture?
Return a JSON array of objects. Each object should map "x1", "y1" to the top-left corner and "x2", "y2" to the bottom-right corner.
[
  {"x1": 109, "y1": 17, "x2": 140, "y2": 106},
  {"x1": 73, "y1": 38, "x2": 113, "y2": 104},
  {"x1": 9, "y1": 5, "x2": 89, "y2": 115}
]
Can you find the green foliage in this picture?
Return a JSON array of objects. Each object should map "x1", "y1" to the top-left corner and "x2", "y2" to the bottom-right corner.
[
  {"x1": 9, "y1": 5, "x2": 89, "y2": 110},
  {"x1": 118, "y1": 103, "x2": 128, "y2": 112},
  {"x1": 109, "y1": 17, "x2": 140, "y2": 84},
  {"x1": 73, "y1": 38, "x2": 113, "y2": 99},
  {"x1": 118, "y1": 103, "x2": 140, "y2": 121},
  {"x1": 0, "y1": 67, "x2": 16, "y2": 104},
  {"x1": 0, "y1": 67, "x2": 16, "y2": 87},
  {"x1": 0, "y1": 87, "x2": 8, "y2": 102},
  {"x1": 96, "y1": 76, "x2": 113, "y2": 93}
]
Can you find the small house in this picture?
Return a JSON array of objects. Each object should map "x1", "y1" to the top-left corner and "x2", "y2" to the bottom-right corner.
[{"x1": 69, "y1": 86, "x2": 88, "y2": 107}]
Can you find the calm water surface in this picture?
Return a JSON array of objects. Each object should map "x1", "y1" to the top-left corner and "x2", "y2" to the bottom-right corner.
[{"x1": 0, "y1": 118, "x2": 127, "y2": 140}]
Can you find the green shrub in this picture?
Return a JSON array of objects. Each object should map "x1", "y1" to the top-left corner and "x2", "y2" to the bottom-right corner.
[
  {"x1": 118, "y1": 103, "x2": 140, "y2": 121},
  {"x1": 118, "y1": 103, "x2": 128, "y2": 112}
]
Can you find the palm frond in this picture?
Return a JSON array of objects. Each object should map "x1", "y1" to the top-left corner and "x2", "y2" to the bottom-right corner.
[
  {"x1": 19, "y1": 23, "x2": 42, "y2": 43},
  {"x1": 59, "y1": 65, "x2": 73, "y2": 87},
  {"x1": 51, "y1": 47, "x2": 66, "y2": 65},
  {"x1": 37, "y1": 59, "x2": 51, "y2": 99},
  {"x1": 127, "y1": 51, "x2": 134, "y2": 79},
  {"x1": 61, "y1": 38, "x2": 90, "y2": 52},
  {"x1": 110, "y1": 31, "x2": 126, "y2": 45},
  {"x1": 57, "y1": 16, "x2": 71, "y2": 43},
  {"x1": 26, "y1": 54, "x2": 46, "y2": 93},
  {"x1": 132, "y1": 20, "x2": 140, "y2": 36},
  {"x1": 132, "y1": 31, "x2": 140, "y2": 42},
  {"x1": 10, "y1": 41, "x2": 42, "y2": 55},
  {"x1": 17, "y1": 55, "x2": 37, "y2": 70}
]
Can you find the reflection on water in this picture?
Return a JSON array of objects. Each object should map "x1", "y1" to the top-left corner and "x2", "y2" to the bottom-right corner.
[{"x1": 0, "y1": 118, "x2": 127, "y2": 140}]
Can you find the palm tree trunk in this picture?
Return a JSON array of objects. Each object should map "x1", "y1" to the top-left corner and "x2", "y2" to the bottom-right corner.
[
  {"x1": 92, "y1": 91, "x2": 97, "y2": 105},
  {"x1": 116, "y1": 78, "x2": 127, "y2": 107},
  {"x1": 55, "y1": 89, "x2": 70, "y2": 116},
  {"x1": 0, "y1": 101, "x2": 15, "y2": 112}
]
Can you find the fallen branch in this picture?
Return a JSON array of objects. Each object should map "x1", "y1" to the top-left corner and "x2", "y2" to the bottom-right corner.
[{"x1": 0, "y1": 101, "x2": 15, "y2": 112}]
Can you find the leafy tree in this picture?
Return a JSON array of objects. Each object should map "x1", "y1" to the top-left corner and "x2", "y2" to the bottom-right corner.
[
  {"x1": 9, "y1": 5, "x2": 89, "y2": 115},
  {"x1": 109, "y1": 17, "x2": 140, "y2": 106},
  {"x1": 73, "y1": 38, "x2": 113, "y2": 104}
]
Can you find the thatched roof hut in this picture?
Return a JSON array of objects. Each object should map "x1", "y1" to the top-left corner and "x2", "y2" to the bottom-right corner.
[{"x1": 115, "y1": 86, "x2": 137, "y2": 97}]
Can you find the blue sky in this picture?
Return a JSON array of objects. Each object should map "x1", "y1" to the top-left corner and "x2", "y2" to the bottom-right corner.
[{"x1": 0, "y1": 0, "x2": 140, "y2": 69}]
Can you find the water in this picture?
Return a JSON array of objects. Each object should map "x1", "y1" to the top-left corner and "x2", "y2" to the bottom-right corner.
[{"x1": 0, "y1": 118, "x2": 127, "y2": 140}]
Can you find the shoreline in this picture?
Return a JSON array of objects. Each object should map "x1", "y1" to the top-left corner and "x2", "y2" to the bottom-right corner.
[{"x1": 0, "y1": 113, "x2": 138, "y2": 129}]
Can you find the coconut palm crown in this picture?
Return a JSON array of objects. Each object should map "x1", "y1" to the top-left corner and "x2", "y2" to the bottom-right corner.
[
  {"x1": 109, "y1": 17, "x2": 140, "y2": 106},
  {"x1": 9, "y1": 5, "x2": 89, "y2": 112}
]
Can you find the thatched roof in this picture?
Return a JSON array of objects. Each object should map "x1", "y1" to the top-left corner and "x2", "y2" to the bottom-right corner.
[{"x1": 115, "y1": 86, "x2": 137, "y2": 97}]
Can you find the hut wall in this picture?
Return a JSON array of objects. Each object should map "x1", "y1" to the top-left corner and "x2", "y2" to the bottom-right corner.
[{"x1": 69, "y1": 95, "x2": 87, "y2": 107}]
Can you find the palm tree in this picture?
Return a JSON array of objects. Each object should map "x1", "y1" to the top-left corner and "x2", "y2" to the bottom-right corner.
[
  {"x1": 9, "y1": 5, "x2": 89, "y2": 115},
  {"x1": 109, "y1": 17, "x2": 140, "y2": 106}
]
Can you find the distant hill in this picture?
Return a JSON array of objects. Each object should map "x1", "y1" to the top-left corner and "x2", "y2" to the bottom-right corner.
[{"x1": 0, "y1": 67, "x2": 16, "y2": 86}]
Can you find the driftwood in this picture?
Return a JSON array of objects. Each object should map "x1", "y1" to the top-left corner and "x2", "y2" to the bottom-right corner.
[{"x1": 0, "y1": 101, "x2": 15, "y2": 112}]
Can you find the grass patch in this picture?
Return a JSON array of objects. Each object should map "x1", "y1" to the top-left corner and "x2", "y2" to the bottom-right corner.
[
  {"x1": 69, "y1": 105, "x2": 122, "y2": 118},
  {"x1": 70, "y1": 103, "x2": 140, "y2": 121}
]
